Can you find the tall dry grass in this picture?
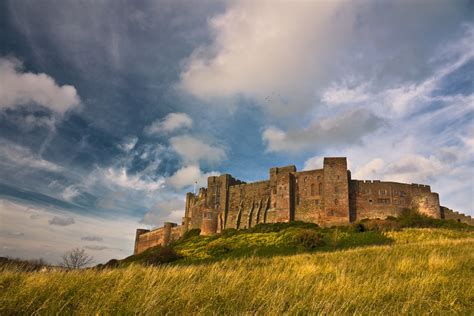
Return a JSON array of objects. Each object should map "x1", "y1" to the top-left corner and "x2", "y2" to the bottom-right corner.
[{"x1": 1, "y1": 230, "x2": 473, "y2": 315}]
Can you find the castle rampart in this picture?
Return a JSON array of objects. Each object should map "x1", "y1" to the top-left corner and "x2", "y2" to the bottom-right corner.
[{"x1": 134, "y1": 157, "x2": 472, "y2": 254}]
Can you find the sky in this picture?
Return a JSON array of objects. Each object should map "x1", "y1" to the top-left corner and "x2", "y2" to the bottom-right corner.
[{"x1": 0, "y1": 0, "x2": 473, "y2": 264}]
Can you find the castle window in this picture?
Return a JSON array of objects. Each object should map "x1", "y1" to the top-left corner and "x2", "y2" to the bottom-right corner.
[
  {"x1": 335, "y1": 186, "x2": 340, "y2": 193},
  {"x1": 369, "y1": 199, "x2": 373, "y2": 204},
  {"x1": 311, "y1": 183, "x2": 316, "y2": 196},
  {"x1": 315, "y1": 199, "x2": 320, "y2": 205},
  {"x1": 377, "y1": 198, "x2": 390, "y2": 204},
  {"x1": 334, "y1": 199, "x2": 338, "y2": 205},
  {"x1": 317, "y1": 176, "x2": 321, "y2": 180},
  {"x1": 400, "y1": 191, "x2": 406, "y2": 197},
  {"x1": 319, "y1": 183, "x2": 323, "y2": 195},
  {"x1": 337, "y1": 175, "x2": 340, "y2": 180}
]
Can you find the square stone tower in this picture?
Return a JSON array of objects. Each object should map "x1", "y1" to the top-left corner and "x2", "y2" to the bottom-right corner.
[{"x1": 322, "y1": 157, "x2": 350, "y2": 225}]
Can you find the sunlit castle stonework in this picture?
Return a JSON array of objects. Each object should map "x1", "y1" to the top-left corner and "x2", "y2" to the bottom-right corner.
[{"x1": 134, "y1": 157, "x2": 472, "y2": 254}]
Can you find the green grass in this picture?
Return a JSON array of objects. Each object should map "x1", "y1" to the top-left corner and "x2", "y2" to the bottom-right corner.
[{"x1": 1, "y1": 228, "x2": 473, "y2": 315}]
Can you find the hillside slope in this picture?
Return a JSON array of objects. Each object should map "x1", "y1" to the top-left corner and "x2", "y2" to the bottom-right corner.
[{"x1": 1, "y1": 227, "x2": 473, "y2": 315}]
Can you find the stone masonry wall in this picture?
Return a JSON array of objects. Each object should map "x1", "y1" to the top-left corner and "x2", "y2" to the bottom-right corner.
[
  {"x1": 349, "y1": 180, "x2": 440, "y2": 221},
  {"x1": 441, "y1": 207, "x2": 474, "y2": 225},
  {"x1": 294, "y1": 169, "x2": 324, "y2": 223},
  {"x1": 134, "y1": 222, "x2": 182, "y2": 255}
]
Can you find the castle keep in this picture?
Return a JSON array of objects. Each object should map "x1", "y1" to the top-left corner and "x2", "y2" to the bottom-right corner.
[{"x1": 134, "y1": 157, "x2": 473, "y2": 254}]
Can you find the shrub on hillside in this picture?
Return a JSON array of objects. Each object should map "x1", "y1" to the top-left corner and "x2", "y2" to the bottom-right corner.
[
  {"x1": 145, "y1": 246, "x2": 182, "y2": 266},
  {"x1": 180, "y1": 228, "x2": 201, "y2": 241},
  {"x1": 250, "y1": 221, "x2": 318, "y2": 233},
  {"x1": 291, "y1": 229, "x2": 324, "y2": 250},
  {"x1": 354, "y1": 219, "x2": 401, "y2": 232},
  {"x1": 220, "y1": 228, "x2": 238, "y2": 237},
  {"x1": 206, "y1": 240, "x2": 233, "y2": 256},
  {"x1": 397, "y1": 209, "x2": 471, "y2": 229},
  {"x1": 0, "y1": 257, "x2": 49, "y2": 272}
]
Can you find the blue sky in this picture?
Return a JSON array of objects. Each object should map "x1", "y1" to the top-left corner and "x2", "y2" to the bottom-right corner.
[{"x1": 0, "y1": 0, "x2": 473, "y2": 264}]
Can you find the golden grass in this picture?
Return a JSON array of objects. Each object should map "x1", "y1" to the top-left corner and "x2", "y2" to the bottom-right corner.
[{"x1": 1, "y1": 229, "x2": 473, "y2": 315}]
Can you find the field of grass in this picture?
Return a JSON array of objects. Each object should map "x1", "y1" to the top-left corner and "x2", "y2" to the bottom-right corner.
[{"x1": 1, "y1": 226, "x2": 473, "y2": 315}]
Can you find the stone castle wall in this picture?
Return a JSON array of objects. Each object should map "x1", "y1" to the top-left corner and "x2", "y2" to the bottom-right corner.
[
  {"x1": 441, "y1": 207, "x2": 474, "y2": 225},
  {"x1": 134, "y1": 157, "x2": 471, "y2": 254}
]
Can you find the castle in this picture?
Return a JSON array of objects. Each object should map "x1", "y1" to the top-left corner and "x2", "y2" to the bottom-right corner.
[{"x1": 134, "y1": 157, "x2": 473, "y2": 254}]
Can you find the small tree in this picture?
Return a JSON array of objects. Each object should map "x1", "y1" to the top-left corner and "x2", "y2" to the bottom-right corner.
[{"x1": 61, "y1": 248, "x2": 94, "y2": 269}]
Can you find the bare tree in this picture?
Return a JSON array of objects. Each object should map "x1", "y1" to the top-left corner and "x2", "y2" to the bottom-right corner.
[{"x1": 61, "y1": 248, "x2": 94, "y2": 269}]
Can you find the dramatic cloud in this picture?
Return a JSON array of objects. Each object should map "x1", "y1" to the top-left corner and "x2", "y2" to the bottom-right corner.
[
  {"x1": 81, "y1": 235, "x2": 103, "y2": 242},
  {"x1": 61, "y1": 186, "x2": 80, "y2": 202},
  {"x1": 179, "y1": 1, "x2": 351, "y2": 116},
  {"x1": 263, "y1": 109, "x2": 382, "y2": 153},
  {"x1": 170, "y1": 135, "x2": 226, "y2": 164},
  {"x1": 118, "y1": 136, "x2": 138, "y2": 152},
  {"x1": 48, "y1": 216, "x2": 75, "y2": 226},
  {"x1": 0, "y1": 57, "x2": 80, "y2": 114},
  {"x1": 142, "y1": 197, "x2": 186, "y2": 226},
  {"x1": 167, "y1": 165, "x2": 219, "y2": 189},
  {"x1": 101, "y1": 167, "x2": 164, "y2": 192},
  {"x1": 0, "y1": 140, "x2": 62, "y2": 172},
  {"x1": 144, "y1": 113, "x2": 193, "y2": 135},
  {"x1": 303, "y1": 156, "x2": 324, "y2": 171},
  {"x1": 321, "y1": 82, "x2": 371, "y2": 106},
  {"x1": 352, "y1": 158, "x2": 385, "y2": 180}
]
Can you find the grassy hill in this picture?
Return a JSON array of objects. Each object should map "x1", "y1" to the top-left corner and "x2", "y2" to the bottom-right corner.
[{"x1": 1, "y1": 213, "x2": 473, "y2": 314}]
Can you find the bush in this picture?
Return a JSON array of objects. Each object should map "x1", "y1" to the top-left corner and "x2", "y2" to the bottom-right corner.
[
  {"x1": 354, "y1": 219, "x2": 401, "y2": 232},
  {"x1": 250, "y1": 221, "x2": 318, "y2": 234},
  {"x1": 397, "y1": 209, "x2": 471, "y2": 229},
  {"x1": 0, "y1": 257, "x2": 49, "y2": 272},
  {"x1": 145, "y1": 246, "x2": 182, "y2": 266},
  {"x1": 220, "y1": 228, "x2": 238, "y2": 237},
  {"x1": 180, "y1": 228, "x2": 201, "y2": 241},
  {"x1": 291, "y1": 229, "x2": 324, "y2": 250},
  {"x1": 206, "y1": 241, "x2": 233, "y2": 256}
]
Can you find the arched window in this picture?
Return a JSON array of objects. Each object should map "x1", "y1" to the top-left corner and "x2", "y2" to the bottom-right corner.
[
  {"x1": 311, "y1": 183, "x2": 316, "y2": 196},
  {"x1": 334, "y1": 199, "x2": 338, "y2": 205}
]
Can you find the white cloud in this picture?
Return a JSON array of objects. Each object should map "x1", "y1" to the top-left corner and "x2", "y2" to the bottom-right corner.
[
  {"x1": 179, "y1": 1, "x2": 353, "y2": 116},
  {"x1": 170, "y1": 135, "x2": 226, "y2": 164},
  {"x1": 141, "y1": 198, "x2": 186, "y2": 226},
  {"x1": 263, "y1": 109, "x2": 381, "y2": 153},
  {"x1": 167, "y1": 164, "x2": 219, "y2": 189},
  {"x1": 101, "y1": 167, "x2": 164, "y2": 192},
  {"x1": 321, "y1": 82, "x2": 370, "y2": 105},
  {"x1": 353, "y1": 155, "x2": 445, "y2": 184},
  {"x1": 61, "y1": 186, "x2": 80, "y2": 202},
  {"x1": 302, "y1": 156, "x2": 324, "y2": 171},
  {"x1": 0, "y1": 139, "x2": 62, "y2": 172},
  {"x1": 118, "y1": 136, "x2": 138, "y2": 152},
  {"x1": 144, "y1": 112, "x2": 193, "y2": 135},
  {"x1": 0, "y1": 57, "x2": 80, "y2": 114},
  {"x1": 352, "y1": 158, "x2": 385, "y2": 179},
  {"x1": 320, "y1": 24, "x2": 474, "y2": 118}
]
